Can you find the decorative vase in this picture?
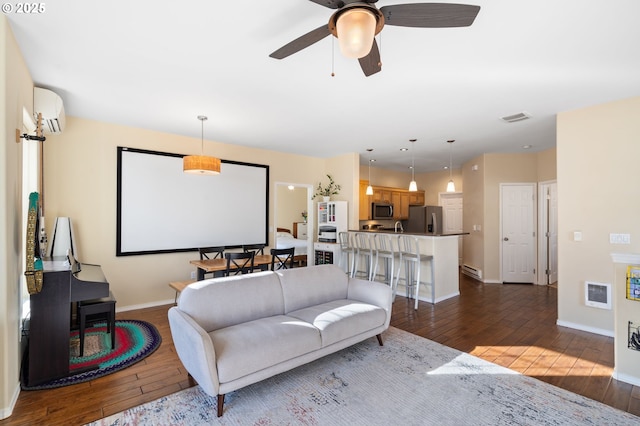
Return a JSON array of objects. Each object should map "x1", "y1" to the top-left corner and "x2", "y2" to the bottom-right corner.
[{"x1": 323, "y1": 196, "x2": 330, "y2": 202}]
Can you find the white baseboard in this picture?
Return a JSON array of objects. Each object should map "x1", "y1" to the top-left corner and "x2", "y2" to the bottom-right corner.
[
  {"x1": 116, "y1": 298, "x2": 175, "y2": 313},
  {"x1": 556, "y1": 319, "x2": 614, "y2": 337},
  {"x1": 612, "y1": 370, "x2": 640, "y2": 387},
  {"x1": 483, "y1": 279, "x2": 502, "y2": 284},
  {"x1": 0, "y1": 382, "x2": 20, "y2": 420}
]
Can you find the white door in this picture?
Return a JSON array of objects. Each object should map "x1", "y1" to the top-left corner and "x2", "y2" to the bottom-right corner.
[
  {"x1": 440, "y1": 193, "x2": 463, "y2": 265},
  {"x1": 539, "y1": 182, "x2": 558, "y2": 285},
  {"x1": 501, "y1": 184, "x2": 536, "y2": 283}
]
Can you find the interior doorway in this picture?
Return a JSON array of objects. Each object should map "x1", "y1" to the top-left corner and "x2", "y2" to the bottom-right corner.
[
  {"x1": 274, "y1": 182, "x2": 314, "y2": 266},
  {"x1": 538, "y1": 181, "x2": 558, "y2": 285},
  {"x1": 500, "y1": 183, "x2": 536, "y2": 284}
]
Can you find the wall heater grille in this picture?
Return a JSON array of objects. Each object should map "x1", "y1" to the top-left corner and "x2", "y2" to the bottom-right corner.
[{"x1": 461, "y1": 264, "x2": 483, "y2": 281}]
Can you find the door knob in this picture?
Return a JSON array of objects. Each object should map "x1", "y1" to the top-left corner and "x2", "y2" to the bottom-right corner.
[{"x1": 503, "y1": 237, "x2": 509, "y2": 241}]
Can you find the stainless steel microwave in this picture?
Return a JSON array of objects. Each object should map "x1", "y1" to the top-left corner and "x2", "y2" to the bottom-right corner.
[{"x1": 372, "y1": 203, "x2": 394, "y2": 219}]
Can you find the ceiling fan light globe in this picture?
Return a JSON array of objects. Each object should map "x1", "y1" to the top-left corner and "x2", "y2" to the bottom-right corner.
[{"x1": 336, "y1": 8, "x2": 376, "y2": 59}]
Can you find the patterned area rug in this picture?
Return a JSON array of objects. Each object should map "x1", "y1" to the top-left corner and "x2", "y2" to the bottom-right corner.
[
  {"x1": 87, "y1": 327, "x2": 638, "y2": 425},
  {"x1": 22, "y1": 320, "x2": 161, "y2": 390}
]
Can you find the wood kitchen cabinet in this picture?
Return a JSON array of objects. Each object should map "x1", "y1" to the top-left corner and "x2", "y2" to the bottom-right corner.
[
  {"x1": 359, "y1": 181, "x2": 425, "y2": 221},
  {"x1": 372, "y1": 188, "x2": 392, "y2": 203}
]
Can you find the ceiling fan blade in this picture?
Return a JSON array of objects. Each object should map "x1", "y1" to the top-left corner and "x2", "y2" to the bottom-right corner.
[
  {"x1": 380, "y1": 3, "x2": 480, "y2": 28},
  {"x1": 269, "y1": 25, "x2": 332, "y2": 59},
  {"x1": 308, "y1": 0, "x2": 344, "y2": 9},
  {"x1": 358, "y1": 39, "x2": 382, "y2": 77}
]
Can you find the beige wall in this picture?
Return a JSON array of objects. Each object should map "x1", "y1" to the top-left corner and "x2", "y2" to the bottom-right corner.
[
  {"x1": 462, "y1": 155, "x2": 485, "y2": 273},
  {"x1": 1, "y1": 16, "x2": 34, "y2": 419},
  {"x1": 460, "y1": 149, "x2": 557, "y2": 282},
  {"x1": 43, "y1": 117, "x2": 360, "y2": 311},
  {"x1": 557, "y1": 97, "x2": 640, "y2": 336}
]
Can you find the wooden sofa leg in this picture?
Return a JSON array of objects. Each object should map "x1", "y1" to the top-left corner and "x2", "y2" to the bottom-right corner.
[
  {"x1": 187, "y1": 373, "x2": 197, "y2": 387},
  {"x1": 217, "y1": 394, "x2": 225, "y2": 417},
  {"x1": 376, "y1": 334, "x2": 384, "y2": 346}
]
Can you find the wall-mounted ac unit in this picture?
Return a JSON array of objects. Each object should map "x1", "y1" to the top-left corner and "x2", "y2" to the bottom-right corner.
[{"x1": 34, "y1": 87, "x2": 65, "y2": 133}]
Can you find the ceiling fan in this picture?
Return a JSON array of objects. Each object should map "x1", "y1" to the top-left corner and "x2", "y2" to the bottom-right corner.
[{"x1": 269, "y1": 1, "x2": 481, "y2": 77}]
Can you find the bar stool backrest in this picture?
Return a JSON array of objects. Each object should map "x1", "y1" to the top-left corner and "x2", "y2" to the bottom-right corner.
[
  {"x1": 355, "y1": 232, "x2": 373, "y2": 251},
  {"x1": 397, "y1": 234, "x2": 420, "y2": 257},
  {"x1": 339, "y1": 232, "x2": 353, "y2": 251},
  {"x1": 374, "y1": 233, "x2": 395, "y2": 253}
]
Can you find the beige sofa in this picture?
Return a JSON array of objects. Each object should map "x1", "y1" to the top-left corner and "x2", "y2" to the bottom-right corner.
[{"x1": 168, "y1": 264, "x2": 393, "y2": 417}]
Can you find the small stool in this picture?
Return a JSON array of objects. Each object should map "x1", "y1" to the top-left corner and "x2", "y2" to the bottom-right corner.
[
  {"x1": 78, "y1": 291, "x2": 116, "y2": 356},
  {"x1": 371, "y1": 233, "x2": 397, "y2": 296}
]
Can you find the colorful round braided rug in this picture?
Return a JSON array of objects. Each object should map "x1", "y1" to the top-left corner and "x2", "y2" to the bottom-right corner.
[{"x1": 22, "y1": 319, "x2": 161, "y2": 390}]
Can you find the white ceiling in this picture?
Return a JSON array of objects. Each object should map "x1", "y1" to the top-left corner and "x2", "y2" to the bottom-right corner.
[{"x1": 7, "y1": 1, "x2": 640, "y2": 172}]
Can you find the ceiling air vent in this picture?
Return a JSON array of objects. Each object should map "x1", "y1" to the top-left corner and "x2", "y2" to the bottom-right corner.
[{"x1": 501, "y1": 112, "x2": 531, "y2": 123}]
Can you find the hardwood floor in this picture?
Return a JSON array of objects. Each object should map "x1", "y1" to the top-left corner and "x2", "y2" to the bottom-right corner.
[{"x1": 3, "y1": 274, "x2": 639, "y2": 425}]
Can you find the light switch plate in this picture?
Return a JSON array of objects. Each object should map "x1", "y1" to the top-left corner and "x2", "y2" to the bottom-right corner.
[
  {"x1": 574, "y1": 231, "x2": 582, "y2": 241},
  {"x1": 610, "y1": 233, "x2": 631, "y2": 244}
]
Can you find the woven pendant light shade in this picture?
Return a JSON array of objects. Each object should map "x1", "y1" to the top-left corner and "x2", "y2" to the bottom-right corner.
[
  {"x1": 183, "y1": 155, "x2": 220, "y2": 175},
  {"x1": 183, "y1": 115, "x2": 221, "y2": 175}
]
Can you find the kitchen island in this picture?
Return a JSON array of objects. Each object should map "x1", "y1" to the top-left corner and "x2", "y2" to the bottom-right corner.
[{"x1": 347, "y1": 230, "x2": 467, "y2": 304}]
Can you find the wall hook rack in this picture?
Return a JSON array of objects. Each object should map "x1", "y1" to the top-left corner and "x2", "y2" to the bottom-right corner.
[{"x1": 16, "y1": 112, "x2": 46, "y2": 143}]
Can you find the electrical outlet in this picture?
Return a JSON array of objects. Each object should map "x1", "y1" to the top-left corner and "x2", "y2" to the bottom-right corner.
[{"x1": 190, "y1": 271, "x2": 196, "y2": 279}]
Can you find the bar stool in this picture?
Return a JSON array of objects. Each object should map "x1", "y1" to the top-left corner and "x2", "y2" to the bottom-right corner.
[
  {"x1": 338, "y1": 232, "x2": 356, "y2": 276},
  {"x1": 371, "y1": 233, "x2": 397, "y2": 296},
  {"x1": 353, "y1": 232, "x2": 375, "y2": 280},
  {"x1": 395, "y1": 235, "x2": 435, "y2": 310},
  {"x1": 78, "y1": 291, "x2": 116, "y2": 356}
]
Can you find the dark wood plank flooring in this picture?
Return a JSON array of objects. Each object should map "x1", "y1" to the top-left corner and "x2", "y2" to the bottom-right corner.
[{"x1": 3, "y1": 274, "x2": 639, "y2": 425}]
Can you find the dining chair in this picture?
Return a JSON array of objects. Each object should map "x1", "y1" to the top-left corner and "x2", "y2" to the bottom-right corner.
[
  {"x1": 242, "y1": 244, "x2": 265, "y2": 255},
  {"x1": 198, "y1": 246, "x2": 226, "y2": 278},
  {"x1": 224, "y1": 252, "x2": 255, "y2": 276},
  {"x1": 243, "y1": 244, "x2": 266, "y2": 271},
  {"x1": 270, "y1": 247, "x2": 295, "y2": 270},
  {"x1": 199, "y1": 246, "x2": 225, "y2": 260}
]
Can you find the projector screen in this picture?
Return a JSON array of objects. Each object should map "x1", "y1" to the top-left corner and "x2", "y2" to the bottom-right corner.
[{"x1": 116, "y1": 147, "x2": 269, "y2": 256}]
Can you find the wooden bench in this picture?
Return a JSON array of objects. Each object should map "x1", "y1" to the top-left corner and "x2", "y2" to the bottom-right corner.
[{"x1": 169, "y1": 279, "x2": 196, "y2": 303}]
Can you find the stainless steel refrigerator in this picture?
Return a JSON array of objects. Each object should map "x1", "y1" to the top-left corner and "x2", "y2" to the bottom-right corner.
[{"x1": 405, "y1": 205, "x2": 443, "y2": 234}]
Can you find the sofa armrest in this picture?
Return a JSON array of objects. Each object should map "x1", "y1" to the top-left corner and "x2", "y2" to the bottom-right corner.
[
  {"x1": 168, "y1": 307, "x2": 220, "y2": 396},
  {"x1": 347, "y1": 278, "x2": 393, "y2": 328}
]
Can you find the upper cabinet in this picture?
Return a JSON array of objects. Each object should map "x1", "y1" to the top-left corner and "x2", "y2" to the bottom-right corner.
[{"x1": 359, "y1": 181, "x2": 425, "y2": 220}]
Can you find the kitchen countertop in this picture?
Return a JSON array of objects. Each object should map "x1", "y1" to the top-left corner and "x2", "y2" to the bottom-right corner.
[{"x1": 349, "y1": 229, "x2": 469, "y2": 237}]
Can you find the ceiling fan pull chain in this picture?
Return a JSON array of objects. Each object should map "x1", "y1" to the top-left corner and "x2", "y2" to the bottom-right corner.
[
  {"x1": 331, "y1": 36, "x2": 335, "y2": 77},
  {"x1": 378, "y1": 33, "x2": 382, "y2": 68}
]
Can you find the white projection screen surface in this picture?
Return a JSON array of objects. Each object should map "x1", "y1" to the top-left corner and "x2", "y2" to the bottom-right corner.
[{"x1": 117, "y1": 147, "x2": 269, "y2": 256}]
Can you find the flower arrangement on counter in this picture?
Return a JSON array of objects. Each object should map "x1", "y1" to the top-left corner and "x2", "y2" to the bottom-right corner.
[
  {"x1": 301, "y1": 211, "x2": 308, "y2": 222},
  {"x1": 312, "y1": 174, "x2": 341, "y2": 200}
]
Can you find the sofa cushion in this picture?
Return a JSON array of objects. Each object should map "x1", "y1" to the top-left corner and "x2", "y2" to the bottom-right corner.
[
  {"x1": 277, "y1": 264, "x2": 349, "y2": 313},
  {"x1": 211, "y1": 315, "x2": 321, "y2": 383},
  {"x1": 179, "y1": 271, "x2": 284, "y2": 332},
  {"x1": 287, "y1": 299, "x2": 387, "y2": 347}
]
